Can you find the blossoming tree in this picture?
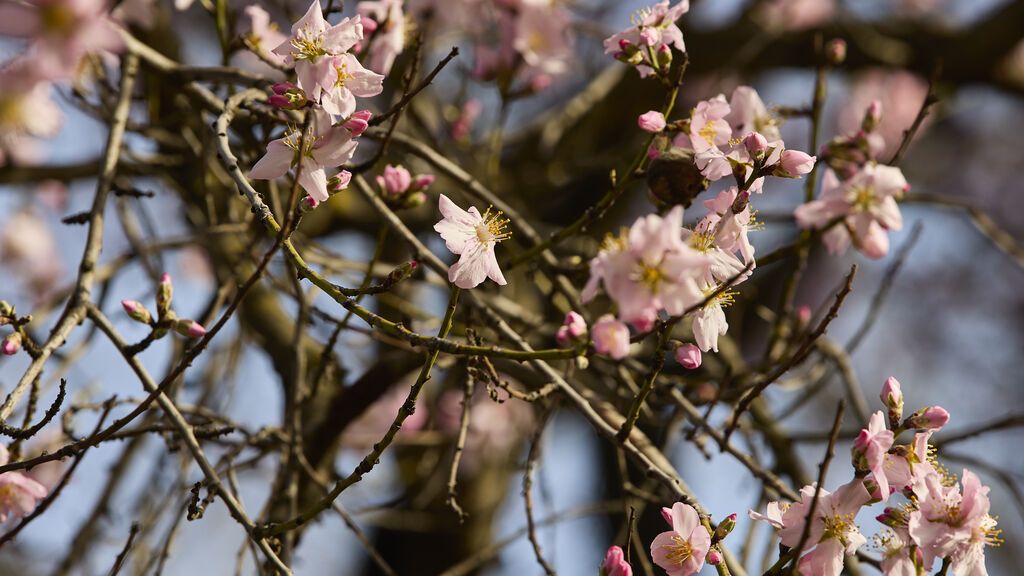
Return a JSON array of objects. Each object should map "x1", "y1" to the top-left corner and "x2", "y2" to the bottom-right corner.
[{"x1": 0, "y1": 0, "x2": 1022, "y2": 574}]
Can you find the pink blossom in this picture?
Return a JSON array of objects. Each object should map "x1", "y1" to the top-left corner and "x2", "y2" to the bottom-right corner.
[
  {"x1": 320, "y1": 53, "x2": 385, "y2": 118},
  {"x1": 173, "y1": 319, "x2": 207, "y2": 339},
  {"x1": 0, "y1": 61, "x2": 62, "y2": 166},
  {"x1": 343, "y1": 109, "x2": 373, "y2": 135},
  {"x1": 748, "y1": 501, "x2": 787, "y2": 530},
  {"x1": 880, "y1": 376, "x2": 904, "y2": 423},
  {"x1": 0, "y1": 0, "x2": 123, "y2": 77},
  {"x1": 692, "y1": 292, "x2": 728, "y2": 353},
  {"x1": 0, "y1": 444, "x2": 49, "y2": 522},
  {"x1": 777, "y1": 481, "x2": 872, "y2": 576},
  {"x1": 592, "y1": 315, "x2": 630, "y2": 360},
  {"x1": 2, "y1": 333, "x2": 21, "y2": 356},
  {"x1": 706, "y1": 549, "x2": 722, "y2": 565},
  {"x1": 638, "y1": 111, "x2": 667, "y2": 133},
  {"x1": 909, "y1": 469, "x2": 992, "y2": 570},
  {"x1": 775, "y1": 149, "x2": 816, "y2": 177},
  {"x1": 877, "y1": 530, "x2": 920, "y2": 576},
  {"x1": 673, "y1": 343, "x2": 701, "y2": 369},
  {"x1": 357, "y1": 0, "x2": 405, "y2": 74},
  {"x1": 794, "y1": 164, "x2": 907, "y2": 259},
  {"x1": 726, "y1": 86, "x2": 780, "y2": 142},
  {"x1": 601, "y1": 545, "x2": 632, "y2": 576},
  {"x1": 556, "y1": 311, "x2": 587, "y2": 346},
  {"x1": 650, "y1": 501, "x2": 710, "y2": 576},
  {"x1": 236, "y1": 5, "x2": 288, "y2": 77},
  {"x1": 250, "y1": 110, "x2": 359, "y2": 204},
  {"x1": 1, "y1": 209, "x2": 63, "y2": 298},
  {"x1": 433, "y1": 194, "x2": 509, "y2": 289},
  {"x1": 121, "y1": 299, "x2": 152, "y2": 324},
  {"x1": 513, "y1": 3, "x2": 573, "y2": 78},
  {"x1": 603, "y1": 1, "x2": 688, "y2": 78},
  {"x1": 840, "y1": 70, "x2": 929, "y2": 159},
  {"x1": 377, "y1": 165, "x2": 412, "y2": 197},
  {"x1": 273, "y1": 0, "x2": 365, "y2": 104},
  {"x1": 883, "y1": 430, "x2": 938, "y2": 494},
  {"x1": 687, "y1": 95, "x2": 731, "y2": 153},
  {"x1": 582, "y1": 206, "x2": 708, "y2": 327},
  {"x1": 852, "y1": 411, "x2": 895, "y2": 501}
]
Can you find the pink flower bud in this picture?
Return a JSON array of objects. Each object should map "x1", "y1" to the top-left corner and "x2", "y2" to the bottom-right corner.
[
  {"x1": 300, "y1": 195, "x2": 320, "y2": 211},
  {"x1": 378, "y1": 165, "x2": 412, "y2": 197},
  {"x1": 592, "y1": 315, "x2": 630, "y2": 360},
  {"x1": 121, "y1": 299, "x2": 152, "y2": 325},
  {"x1": 411, "y1": 174, "x2": 435, "y2": 191},
  {"x1": 268, "y1": 83, "x2": 308, "y2": 110},
  {"x1": 2, "y1": 332, "x2": 22, "y2": 355},
  {"x1": 271, "y1": 82, "x2": 297, "y2": 95},
  {"x1": 601, "y1": 545, "x2": 632, "y2": 576},
  {"x1": 361, "y1": 16, "x2": 378, "y2": 34},
  {"x1": 743, "y1": 131, "x2": 768, "y2": 154},
  {"x1": 673, "y1": 343, "x2": 701, "y2": 369},
  {"x1": 173, "y1": 319, "x2": 207, "y2": 339},
  {"x1": 880, "y1": 376, "x2": 904, "y2": 423},
  {"x1": 330, "y1": 170, "x2": 353, "y2": 192},
  {"x1": 268, "y1": 94, "x2": 291, "y2": 108},
  {"x1": 796, "y1": 305, "x2": 812, "y2": 325},
  {"x1": 776, "y1": 150, "x2": 816, "y2": 177},
  {"x1": 713, "y1": 513, "x2": 736, "y2": 541},
  {"x1": 905, "y1": 406, "x2": 950, "y2": 431},
  {"x1": 402, "y1": 191, "x2": 427, "y2": 208},
  {"x1": 156, "y1": 273, "x2": 173, "y2": 319},
  {"x1": 706, "y1": 550, "x2": 723, "y2": 566},
  {"x1": 862, "y1": 100, "x2": 883, "y2": 132},
  {"x1": 655, "y1": 43, "x2": 672, "y2": 69},
  {"x1": 343, "y1": 110, "x2": 372, "y2": 135},
  {"x1": 637, "y1": 111, "x2": 666, "y2": 133},
  {"x1": 556, "y1": 311, "x2": 587, "y2": 346},
  {"x1": 826, "y1": 38, "x2": 846, "y2": 65}
]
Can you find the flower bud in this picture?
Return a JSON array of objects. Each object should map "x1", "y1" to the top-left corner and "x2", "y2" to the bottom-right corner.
[
  {"x1": 269, "y1": 83, "x2": 308, "y2": 110},
  {"x1": 877, "y1": 506, "x2": 908, "y2": 529},
  {"x1": 774, "y1": 150, "x2": 816, "y2": 177},
  {"x1": 378, "y1": 165, "x2": 412, "y2": 198},
  {"x1": 173, "y1": 318, "x2": 207, "y2": 339},
  {"x1": 880, "y1": 376, "x2": 904, "y2": 426},
  {"x1": 556, "y1": 312, "x2": 587, "y2": 347},
  {"x1": 713, "y1": 514, "x2": 736, "y2": 542},
  {"x1": 706, "y1": 550, "x2": 723, "y2": 566},
  {"x1": 0, "y1": 300, "x2": 14, "y2": 319},
  {"x1": 660, "y1": 507, "x2": 674, "y2": 526},
  {"x1": 329, "y1": 170, "x2": 353, "y2": 192},
  {"x1": 637, "y1": 111, "x2": 667, "y2": 133},
  {"x1": 592, "y1": 315, "x2": 630, "y2": 360},
  {"x1": 384, "y1": 260, "x2": 418, "y2": 287},
  {"x1": 862, "y1": 100, "x2": 882, "y2": 132},
  {"x1": 156, "y1": 273, "x2": 173, "y2": 319},
  {"x1": 121, "y1": 300, "x2": 152, "y2": 325},
  {"x1": 410, "y1": 174, "x2": 435, "y2": 192},
  {"x1": 2, "y1": 332, "x2": 22, "y2": 355},
  {"x1": 343, "y1": 109, "x2": 372, "y2": 135},
  {"x1": 673, "y1": 342, "x2": 701, "y2": 369},
  {"x1": 796, "y1": 305, "x2": 812, "y2": 326},
  {"x1": 825, "y1": 38, "x2": 846, "y2": 65},
  {"x1": 574, "y1": 355, "x2": 589, "y2": 370},
  {"x1": 401, "y1": 191, "x2": 427, "y2": 209},
  {"x1": 300, "y1": 195, "x2": 320, "y2": 212},
  {"x1": 904, "y1": 406, "x2": 950, "y2": 431},
  {"x1": 743, "y1": 131, "x2": 768, "y2": 155},
  {"x1": 600, "y1": 545, "x2": 632, "y2": 576},
  {"x1": 655, "y1": 43, "x2": 672, "y2": 71},
  {"x1": 862, "y1": 477, "x2": 891, "y2": 504}
]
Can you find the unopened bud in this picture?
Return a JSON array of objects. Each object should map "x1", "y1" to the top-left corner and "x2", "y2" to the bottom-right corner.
[
  {"x1": 575, "y1": 355, "x2": 589, "y2": 370},
  {"x1": 401, "y1": 191, "x2": 427, "y2": 209},
  {"x1": 0, "y1": 300, "x2": 13, "y2": 320},
  {"x1": 638, "y1": 111, "x2": 667, "y2": 133},
  {"x1": 796, "y1": 305, "x2": 812, "y2": 326},
  {"x1": 410, "y1": 174, "x2": 435, "y2": 192},
  {"x1": 655, "y1": 43, "x2": 672, "y2": 71},
  {"x1": 825, "y1": 38, "x2": 846, "y2": 65},
  {"x1": 2, "y1": 332, "x2": 21, "y2": 355},
  {"x1": 329, "y1": 170, "x2": 353, "y2": 192},
  {"x1": 384, "y1": 260, "x2": 418, "y2": 287},
  {"x1": 713, "y1": 514, "x2": 736, "y2": 542},
  {"x1": 343, "y1": 109, "x2": 372, "y2": 135},
  {"x1": 121, "y1": 300, "x2": 152, "y2": 325},
  {"x1": 743, "y1": 131, "x2": 768, "y2": 155},
  {"x1": 862, "y1": 477, "x2": 890, "y2": 504},
  {"x1": 877, "y1": 506, "x2": 908, "y2": 529},
  {"x1": 269, "y1": 82, "x2": 307, "y2": 110},
  {"x1": 706, "y1": 550, "x2": 723, "y2": 566},
  {"x1": 904, "y1": 406, "x2": 950, "y2": 431},
  {"x1": 880, "y1": 376, "x2": 904, "y2": 426},
  {"x1": 173, "y1": 318, "x2": 207, "y2": 339},
  {"x1": 773, "y1": 150, "x2": 816, "y2": 178},
  {"x1": 862, "y1": 100, "x2": 882, "y2": 132},
  {"x1": 300, "y1": 195, "x2": 320, "y2": 212},
  {"x1": 156, "y1": 273, "x2": 173, "y2": 319},
  {"x1": 673, "y1": 342, "x2": 702, "y2": 369}
]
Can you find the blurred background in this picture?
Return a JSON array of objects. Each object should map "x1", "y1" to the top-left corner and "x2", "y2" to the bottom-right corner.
[{"x1": 1, "y1": 0, "x2": 1022, "y2": 574}]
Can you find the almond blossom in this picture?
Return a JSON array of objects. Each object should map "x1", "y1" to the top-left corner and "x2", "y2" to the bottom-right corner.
[
  {"x1": 0, "y1": 444, "x2": 49, "y2": 522},
  {"x1": 852, "y1": 411, "x2": 896, "y2": 502},
  {"x1": 273, "y1": 0, "x2": 365, "y2": 104},
  {"x1": 909, "y1": 469, "x2": 993, "y2": 571},
  {"x1": 236, "y1": 5, "x2": 288, "y2": 78},
  {"x1": 650, "y1": 501, "x2": 710, "y2": 576},
  {"x1": 601, "y1": 545, "x2": 632, "y2": 576},
  {"x1": 604, "y1": 1, "x2": 689, "y2": 79},
  {"x1": 320, "y1": 52, "x2": 385, "y2": 118},
  {"x1": 0, "y1": 61, "x2": 62, "y2": 166},
  {"x1": 357, "y1": 0, "x2": 406, "y2": 75},
  {"x1": 592, "y1": 315, "x2": 630, "y2": 360},
  {"x1": 794, "y1": 163, "x2": 907, "y2": 259},
  {"x1": 249, "y1": 109, "x2": 358, "y2": 204},
  {"x1": 555, "y1": 311, "x2": 587, "y2": 346},
  {"x1": 777, "y1": 481, "x2": 872, "y2": 576},
  {"x1": 0, "y1": 0, "x2": 122, "y2": 77},
  {"x1": 433, "y1": 194, "x2": 509, "y2": 289}
]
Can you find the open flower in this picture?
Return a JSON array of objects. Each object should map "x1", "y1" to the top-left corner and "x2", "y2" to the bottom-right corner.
[
  {"x1": 273, "y1": 0, "x2": 365, "y2": 103},
  {"x1": 433, "y1": 194, "x2": 509, "y2": 289},
  {"x1": 852, "y1": 411, "x2": 895, "y2": 502},
  {"x1": 357, "y1": 0, "x2": 406, "y2": 75},
  {"x1": 592, "y1": 315, "x2": 630, "y2": 360},
  {"x1": 604, "y1": 1, "x2": 688, "y2": 78},
  {"x1": 249, "y1": 110, "x2": 358, "y2": 204},
  {"x1": 909, "y1": 469, "x2": 992, "y2": 570},
  {"x1": 0, "y1": 0, "x2": 122, "y2": 77},
  {"x1": 795, "y1": 164, "x2": 907, "y2": 259},
  {"x1": 777, "y1": 481, "x2": 872, "y2": 576},
  {"x1": 320, "y1": 52, "x2": 384, "y2": 118},
  {"x1": 0, "y1": 444, "x2": 49, "y2": 522},
  {"x1": 651, "y1": 502, "x2": 710, "y2": 576}
]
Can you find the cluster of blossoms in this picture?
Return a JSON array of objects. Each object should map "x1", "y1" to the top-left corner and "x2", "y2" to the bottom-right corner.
[
  {"x1": 0, "y1": 0, "x2": 122, "y2": 165},
  {"x1": 604, "y1": 1, "x2": 688, "y2": 81},
  {"x1": 411, "y1": 0, "x2": 573, "y2": 94},
  {"x1": 795, "y1": 101, "x2": 910, "y2": 259},
  {"x1": 121, "y1": 273, "x2": 207, "y2": 341},
  {"x1": 249, "y1": 0, "x2": 386, "y2": 208},
  {"x1": 749, "y1": 378, "x2": 999, "y2": 576},
  {"x1": 376, "y1": 164, "x2": 434, "y2": 209}
]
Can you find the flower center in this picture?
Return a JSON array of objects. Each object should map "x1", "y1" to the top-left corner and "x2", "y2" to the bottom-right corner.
[
  {"x1": 475, "y1": 207, "x2": 511, "y2": 245},
  {"x1": 335, "y1": 62, "x2": 354, "y2": 87},
  {"x1": 41, "y1": 5, "x2": 76, "y2": 35},
  {"x1": 698, "y1": 121, "x2": 719, "y2": 146},
  {"x1": 822, "y1": 513, "x2": 857, "y2": 545},
  {"x1": 637, "y1": 263, "x2": 665, "y2": 290},
  {"x1": 850, "y1": 185, "x2": 876, "y2": 212},
  {"x1": 662, "y1": 534, "x2": 693, "y2": 565},
  {"x1": 290, "y1": 29, "x2": 327, "y2": 61},
  {"x1": 283, "y1": 127, "x2": 318, "y2": 163},
  {"x1": 704, "y1": 288, "x2": 737, "y2": 308}
]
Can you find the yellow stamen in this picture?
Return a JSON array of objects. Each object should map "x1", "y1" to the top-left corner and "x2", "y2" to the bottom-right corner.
[
  {"x1": 290, "y1": 29, "x2": 327, "y2": 60},
  {"x1": 698, "y1": 122, "x2": 718, "y2": 146},
  {"x1": 662, "y1": 534, "x2": 693, "y2": 565},
  {"x1": 475, "y1": 207, "x2": 511, "y2": 244}
]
